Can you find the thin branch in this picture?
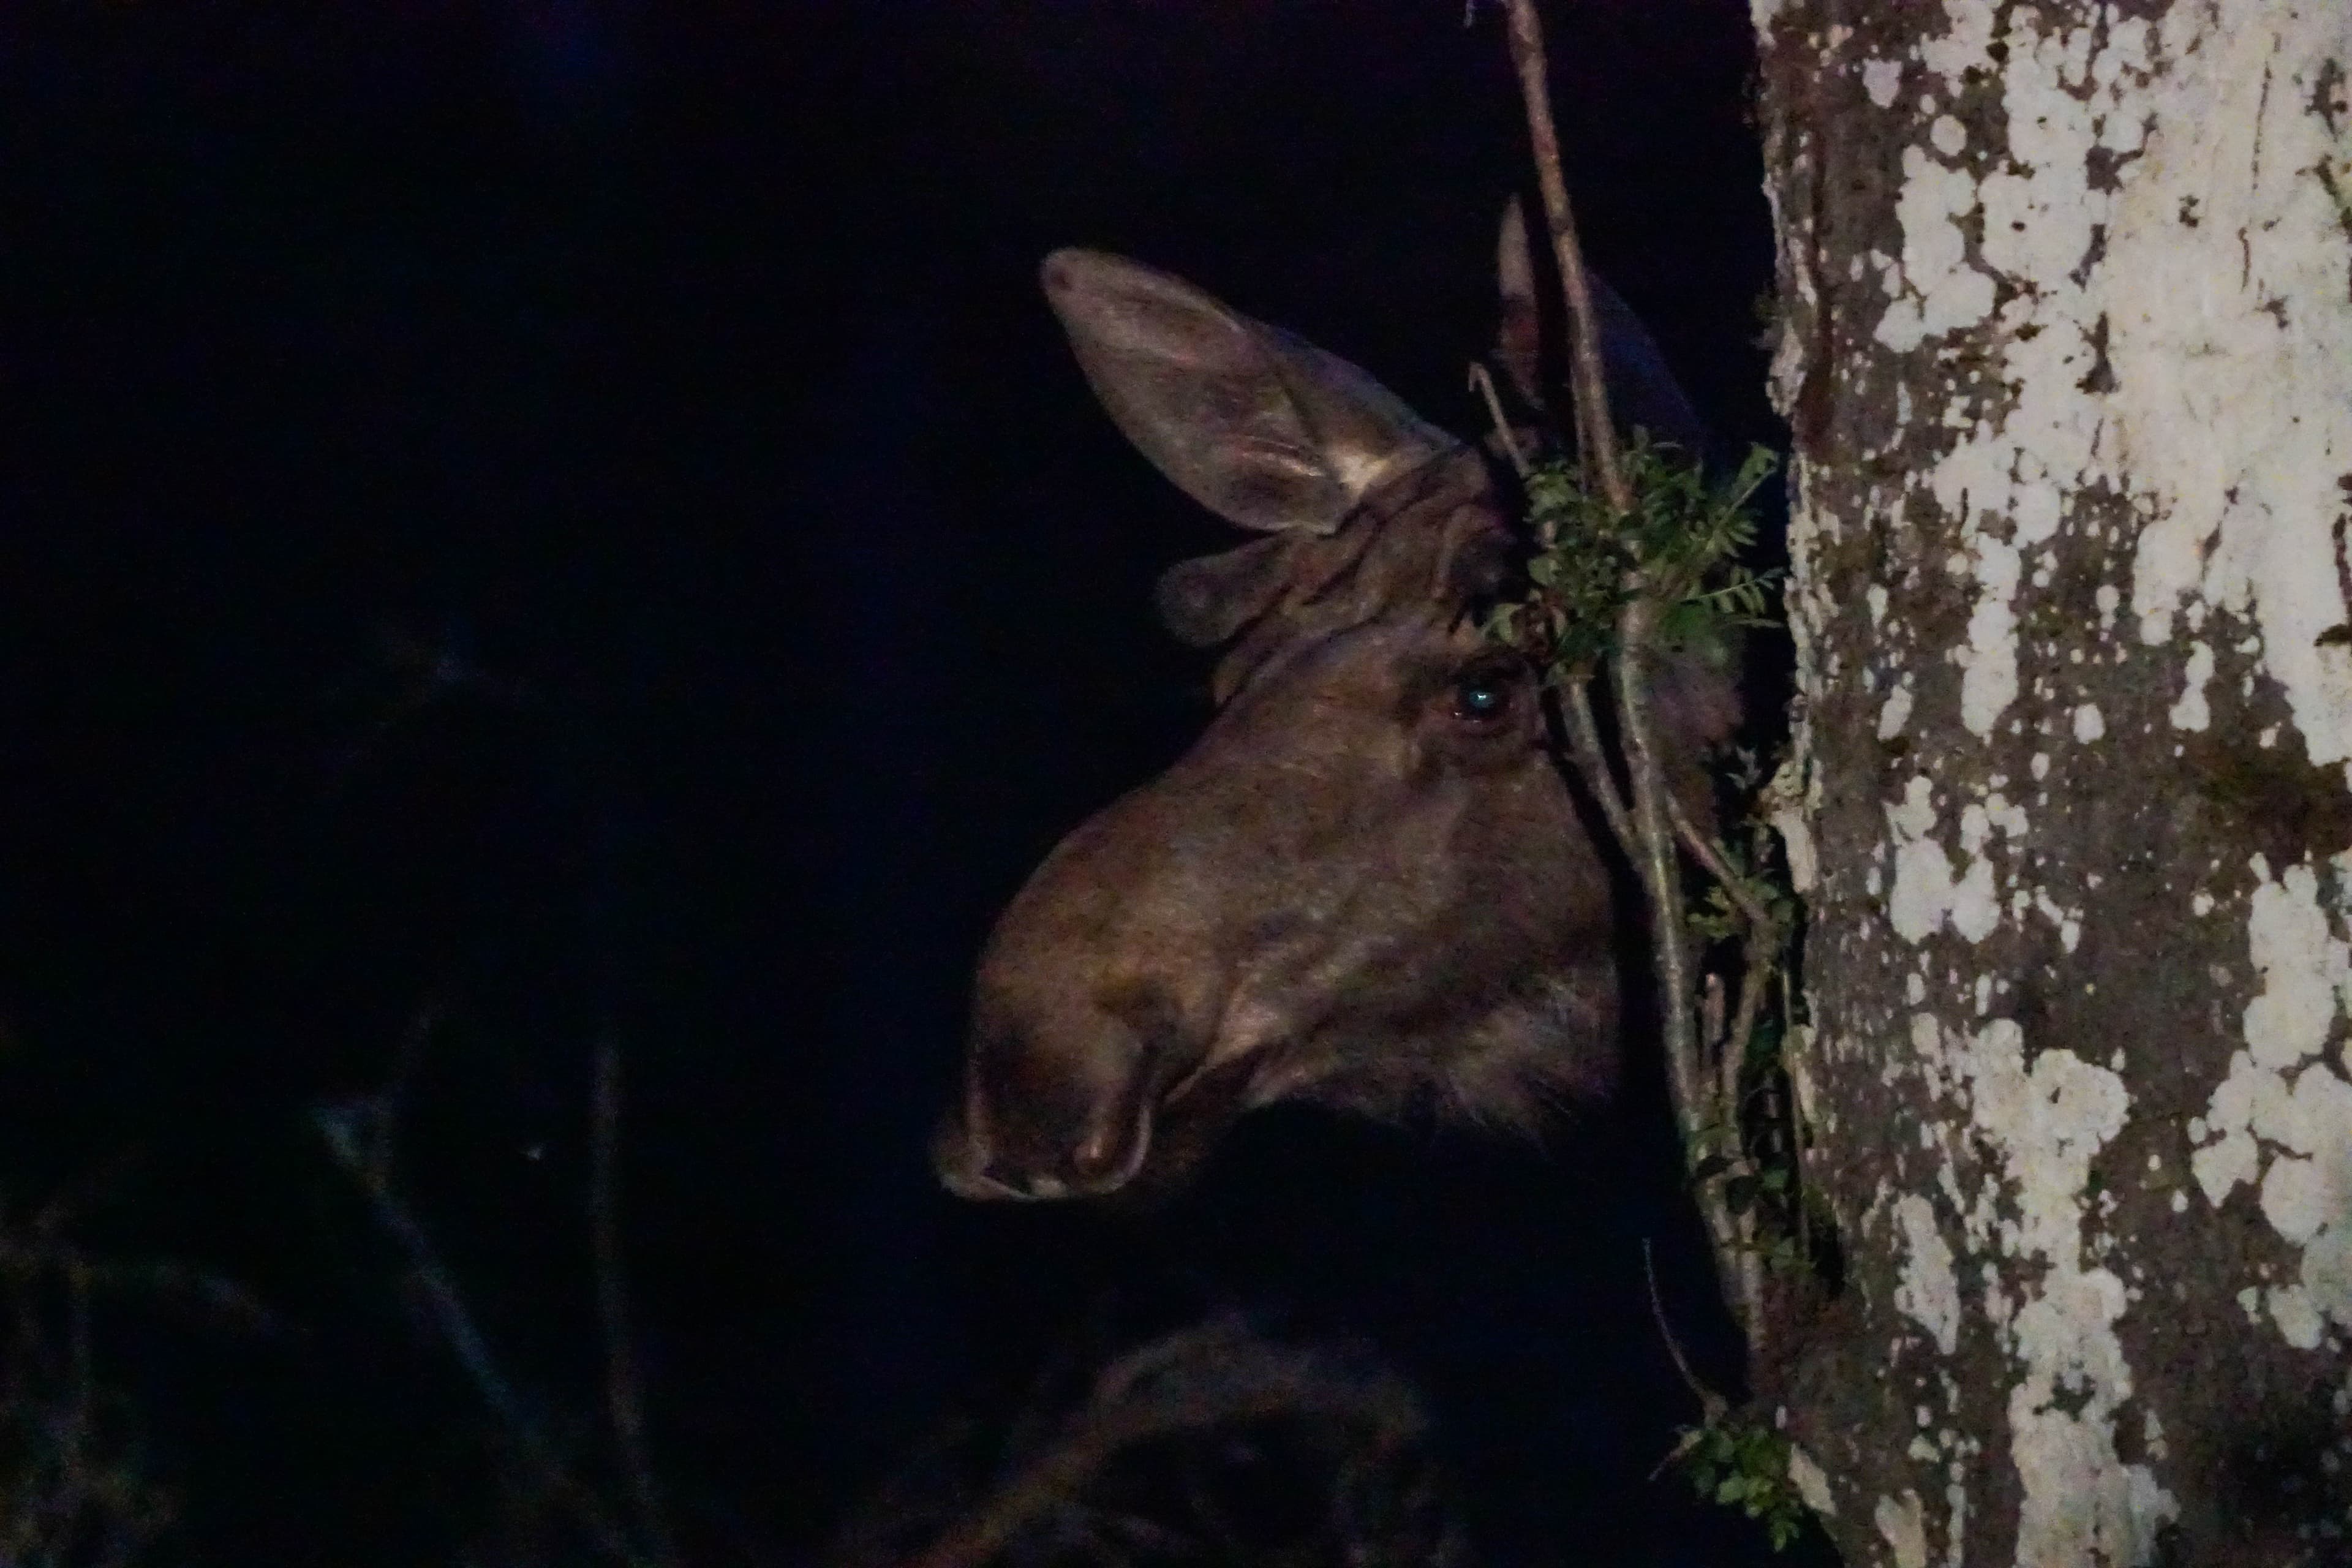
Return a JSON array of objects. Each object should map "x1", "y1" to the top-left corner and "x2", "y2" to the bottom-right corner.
[
  {"x1": 315, "y1": 1109, "x2": 647, "y2": 1568},
  {"x1": 0, "y1": 1239, "x2": 277, "y2": 1334},
  {"x1": 1700, "y1": 973, "x2": 1727, "y2": 1060},
  {"x1": 1499, "y1": 0, "x2": 1757, "y2": 1350},
  {"x1": 1500, "y1": 0, "x2": 1629, "y2": 513},
  {"x1": 1667, "y1": 793, "x2": 1776, "y2": 937},
  {"x1": 1722, "y1": 957, "x2": 1772, "y2": 1117},
  {"x1": 591, "y1": 1034, "x2": 679, "y2": 1568},
  {"x1": 1724, "y1": 953, "x2": 1776, "y2": 1356},
  {"x1": 1773, "y1": 999, "x2": 1815, "y2": 1268},
  {"x1": 1641, "y1": 1239, "x2": 1727, "y2": 1485},
  {"x1": 1615, "y1": 609, "x2": 1742, "y2": 1322},
  {"x1": 1561, "y1": 680, "x2": 1635, "y2": 851},
  {"x1": 1640, "y1": 1240, "x2": 1722, "y2": 1420},
  {"x1": 1467, "y1": 361, "x2": 1532, "y2": 478}
]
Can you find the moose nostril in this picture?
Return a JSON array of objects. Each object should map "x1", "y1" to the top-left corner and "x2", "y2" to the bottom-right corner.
[
  {"x1": 1069, "y1": 1121, "x2": 1128, "y2": 1184},
  {"x1": 960, "y1": 1005, "x2": 1170, "y2": 1197},
  {"x1": 1066, "y1": 1080, "x2": 1156, "y2": 1189}
]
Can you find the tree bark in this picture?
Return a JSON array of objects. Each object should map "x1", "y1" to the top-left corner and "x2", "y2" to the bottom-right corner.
[{"x1": 1751, "y1": 2, "x2": 2352, "y2": 1563}]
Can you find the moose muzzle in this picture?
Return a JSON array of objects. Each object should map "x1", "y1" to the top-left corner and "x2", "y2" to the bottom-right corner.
[
  {"x1": 931, "y1": 778, "x2": 1246, "y2": 1202},
  {"x1": 935, "y1": 1014, "x2": 1160, "y2": 1200}
]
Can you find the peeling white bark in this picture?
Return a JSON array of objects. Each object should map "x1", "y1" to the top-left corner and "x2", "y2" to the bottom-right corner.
[
  {"x1": 2116, "y1": 15, "x2": 2352, "y2": 773},
  {"x1": 1757, "y1": 0, "x2": 2352, "y2": 1562},
  {"x1": 2190, "y1": 854, "x2": 2352, "y2": 1348}
]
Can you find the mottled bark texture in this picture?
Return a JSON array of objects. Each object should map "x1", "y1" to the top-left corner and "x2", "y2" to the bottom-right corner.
[{"x1": 1752, "y1": 1, "x2": 2352, "y2": 1564}]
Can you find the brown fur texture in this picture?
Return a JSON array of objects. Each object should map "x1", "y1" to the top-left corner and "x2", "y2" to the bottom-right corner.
[{"x1": 933, "y1": 249, "x2": 1733, "y2": 1202}]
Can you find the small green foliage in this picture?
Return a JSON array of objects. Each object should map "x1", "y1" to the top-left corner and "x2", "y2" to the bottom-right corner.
[
  {"x1": 1485, "y1": 429, "x2": 1832, "y2": 1294},
  {"x1": 1676, "y1": 742, "x2": 1823, "y2": 1286},
  {"x1": 1482, "y1": 435, "x2": 1779, "y2": 681},
  {"x1": 1686, "y1": 756, "x2": 1800, "y2": 951},
  {"x1": 1684, "y1": 1092, "x2": 1816, "y2": 1286},
  {"x1": 1677, "y1": 1415, "x2": 1810, "y2": 1551}
]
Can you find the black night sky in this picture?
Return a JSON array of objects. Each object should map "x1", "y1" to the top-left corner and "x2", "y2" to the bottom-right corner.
[{"x1": 3, "y1": 3, "x2": 1796, "y2": 1564}]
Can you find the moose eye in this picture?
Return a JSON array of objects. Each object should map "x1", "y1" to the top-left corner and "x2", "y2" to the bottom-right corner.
[{"x1": 1450, "y1": 664, "x2": 1517, "y2": 723}]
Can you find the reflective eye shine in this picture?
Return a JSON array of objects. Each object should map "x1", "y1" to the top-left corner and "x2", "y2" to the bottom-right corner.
[{"x1": 1451, "y1": 669, "x2": 1512, "y2": 722}]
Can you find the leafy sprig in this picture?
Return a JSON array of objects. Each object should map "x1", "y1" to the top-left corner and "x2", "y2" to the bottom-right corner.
[
  {"x1": 1483, "y1": 435, "x2": 1779, "y2": 680},
  {"x1": 1678, "y1": 1416, "x2": 1811, "y2": 1551}
]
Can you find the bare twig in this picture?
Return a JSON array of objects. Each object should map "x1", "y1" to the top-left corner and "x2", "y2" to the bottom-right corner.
[
  {"x1": 1667, "y1": 793, "x2": 1776, "y2": 937},
  {"x1": 1640, "y1": 1240, "x2": 1723, "y2": 1421},
  {"x1": 1467, "y1": 361, "x2": 1532, "y2": 478},
  {"x1": 315, "y1": 1107, "x2": 647, "y2": 1568},
  {"x1": 1700, "y1": 973, "x2": 1728, "y2": 1057},
  {"x1": 0, "y1": 1231, "x2": 178, "y2": 1567},
  {"x1": 1774, "y1": 1022, "x2": 1815, "y2": 1265},
  {"x1": 591, "y1": 1033, "x2": 679, "y2": 1568},
  {"x1": 1725, "y1": 956, "x2": 1774, "y2": 1352},
  {"x1": 1616, "y1": 614, "x2": 1745, "y2": 1331},
  {"x1": 1561, "y1": 680, "x2": 1636, "y2": 851},
  {"x1": 1722, "y1": 958, "x2": 1772, "y2": 1117},
  {"x1": 1500, "y1": 0, "x2": 1628, "y2": 513},
  {"x1": 0, "y1": 1238, "x2": 277, "y2": 1334},
  {"x1": 1640, "y1": 1238, "x2": 1730, "y2": 1485}
]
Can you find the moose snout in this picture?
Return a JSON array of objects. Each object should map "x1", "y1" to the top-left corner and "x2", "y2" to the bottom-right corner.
[
  {"x1": 933, "y1": 1011, "x2": 1173, "y2": 1200},
  {"x1": 936, "y1": 785, "x2": 1232, "y2": 1202}
]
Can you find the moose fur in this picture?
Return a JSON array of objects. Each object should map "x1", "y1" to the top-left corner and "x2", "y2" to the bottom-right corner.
[{"x1": 933, "y1": 228, "x2": 1735, "y2": 1202}]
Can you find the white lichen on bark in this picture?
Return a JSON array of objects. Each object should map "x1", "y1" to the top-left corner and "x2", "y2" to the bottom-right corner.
[
  {"x1": 1768, "y1": 0, "x2": 2352, "y2": 1561},
  {"x1": 2116, "y1": 12, "x2": 2352, "y2": 772},
  {"x1": 1893, "y1": 1015, "x2": 2173, "y2": 1562},
  {"x1": 2189, "y1": 854, "x2": 2352, "y2": 1349}
]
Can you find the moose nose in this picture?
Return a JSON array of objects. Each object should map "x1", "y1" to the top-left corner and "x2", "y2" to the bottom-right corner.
[
  {"x1": 936, "y1": 1020, "x2": 1158, "y2": 1200},
  {"x1": 930, "y1": 1102, "x2": 1150, "y2": 1202}
]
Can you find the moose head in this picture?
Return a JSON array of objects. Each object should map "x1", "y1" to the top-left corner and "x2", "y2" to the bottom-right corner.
[{"x1": 934, "y1": 220, "x2": 1736, "y2": 1202}]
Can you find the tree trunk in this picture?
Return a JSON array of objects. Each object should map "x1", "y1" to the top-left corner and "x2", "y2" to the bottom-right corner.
[{"x1": 1751, "y1": 2, "x2": 2352, "y2": 1563}]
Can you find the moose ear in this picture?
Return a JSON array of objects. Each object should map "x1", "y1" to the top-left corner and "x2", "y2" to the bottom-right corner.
[
  {"x1": 1496, "y1": 198, "x2": 1546, "y2": 412},
  {"x1": 1155, "y1": 536, "x2": 1294, "y2": 648},
  {"x1": 1492, "y1": 198, "x2": 1711, "y2": 460},
  {"x1": 1041, "y1": 249, "x2": 1461, "y2": 537}
]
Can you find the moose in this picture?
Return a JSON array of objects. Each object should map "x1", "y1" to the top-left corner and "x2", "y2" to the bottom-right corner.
[{"x1": 933, "y1": 214, "x2": 1738, "y2": 1203}]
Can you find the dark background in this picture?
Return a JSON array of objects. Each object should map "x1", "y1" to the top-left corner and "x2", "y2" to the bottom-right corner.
[{"x1": 2, "y1": 2, "x2": 1787, "y2": 1563}]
